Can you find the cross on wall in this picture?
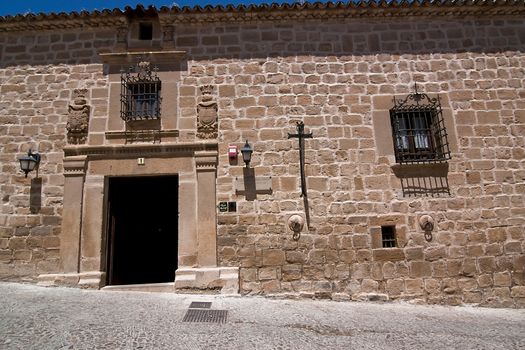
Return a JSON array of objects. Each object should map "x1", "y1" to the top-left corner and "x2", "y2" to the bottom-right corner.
[{"x1": 288, "y1": 121, "x2": 313, "y2": 198}]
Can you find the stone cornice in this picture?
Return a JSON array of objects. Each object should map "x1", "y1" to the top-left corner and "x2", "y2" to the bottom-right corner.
[
  {"x1": 1, "y1": 1, "x2": 524, "y2": 32},
  {"x1": 63, "y1": 142, "x2": 218, "y2": 159},
  {"x1": 0, "y1": 10, "x2": 127, "y2": 32},
  {"x1": 195, "y1": 151, "x2": 219, "y2": 170},
  {"x1": 63, "y1": 155, "x2": 88, "y2": 176}
]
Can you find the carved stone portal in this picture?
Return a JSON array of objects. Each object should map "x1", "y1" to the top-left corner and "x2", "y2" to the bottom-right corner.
[
  {"x1": 67, "y1": 89, "x2": 90, "y2": 144},
  {"x1": 197, "y1": 85, "x2": 218, "y2": 139}
]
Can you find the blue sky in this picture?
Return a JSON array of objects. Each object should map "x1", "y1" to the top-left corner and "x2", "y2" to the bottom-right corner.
[{"x1": 0, "y1": 0, "x2": 301, "y2": 16}]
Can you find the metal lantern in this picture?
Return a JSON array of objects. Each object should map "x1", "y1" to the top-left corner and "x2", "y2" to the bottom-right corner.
[
  {"x1": 240, "y1": 140, "x2": 253, "y2": 168},
  {"x1": 18, "y1": 150, "x2": 41, "y2": 178}
]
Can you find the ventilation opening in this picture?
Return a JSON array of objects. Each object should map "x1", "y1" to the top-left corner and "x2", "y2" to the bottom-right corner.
[
  {"x1": 381, "y1": 226, "x2": 396, "y2": 248},
  {"x1": 139, "y1": 22, "x2": 153, "y2": 40}
]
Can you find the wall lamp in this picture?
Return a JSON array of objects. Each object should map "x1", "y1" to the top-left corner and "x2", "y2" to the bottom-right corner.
[
  {"x1": 19, "y1": 149, "x2": 41, "y2": 178},
  {"x1": 240, "y1": 140, "x2": 253, "y2": 168}
]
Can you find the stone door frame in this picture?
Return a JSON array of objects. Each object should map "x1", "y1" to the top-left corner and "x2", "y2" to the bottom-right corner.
[{"x1": 38, "y1": 142, "x2": 239, "y2": 293}]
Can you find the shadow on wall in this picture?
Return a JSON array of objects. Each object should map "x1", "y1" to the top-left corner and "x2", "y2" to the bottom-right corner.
[
  {"x1": 30, "y1": 177, "x2": 42, "y2": 214},
  {"x1": 391, "y1": 162, "x2": 450, "y2": 197}
]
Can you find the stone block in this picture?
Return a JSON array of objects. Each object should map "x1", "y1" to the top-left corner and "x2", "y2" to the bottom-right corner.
[
  {"x1": 463, "y1": 291, "x2": 482, "y2": 304},
  {"x1": 285, "y1": 251, "x2": 306, "y2": 264},
  {"x1": 511, "y1": 286, "x2": 525, "y2": 298},
  {"x1": 424, "y1": 246, "x2": 446, "y2": 261},
  {"x1": 461, "y1": 258, "x2": 478, "y2": 277},
  {"x1": 405, "y1": 278, "x2": 423, "y2": 294},
  {"x1": 493, "y1": 272, "x2": 512, "y2": 287},
  {"x1": 361, "y1": 278, "x2": 379, "y2": 293},
  {"x1": 339, "y1": 250, "x2": 355, "y2": 263},
  {"x1": 373, "y1": 248, "x2": 405, "y2": 261},
  {"x1": 386, "y1": 279, "x2": 404, "y2": 296},
  {"x1": 258, "y1": 267, "x2": 278, "y2": 281},
  {"x1": 262, "y1": 249, "x2": 285, "y2": 266},
  {"x1": 261, "y1": 280, "x2": 281, "y2": 294},
  {"x1": 404, "y1": 247, "x2": 424, "y2": 261},
  {"x1": 409, "y1": 261, "x2": 432, "y2": 278},
  {"x1": 478, "y1": 257, "x2": 496, "y2": 273},
  {"x1": 240, "y1": 268, "x2": 257, "y2": 282},
  {"x1": 282, "y1": 264, "x2": 302, "y2": 281},
  {"x1": 352, "y1": 234, "x2": 369, "y2": 249}
]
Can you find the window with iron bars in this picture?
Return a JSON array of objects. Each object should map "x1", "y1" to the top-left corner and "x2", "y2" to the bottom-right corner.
[
  {"x1": 381, "y1": 226, "x2": 396, "y2": 248},
  {"x1": 120, "y1": 61, "x2": 161, "y2": 121},
  {"x1": 390, "y1": 89, "x2": 450, "y2": 164}
]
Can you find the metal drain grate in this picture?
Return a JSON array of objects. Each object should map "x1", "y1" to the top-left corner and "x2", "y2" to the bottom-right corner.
[
  {"x1": 189, "y1": 301, "x2": 212, "y2": 309},
  {"x1": 182, "y1": 309, "x2": 227, "y2": 323}
]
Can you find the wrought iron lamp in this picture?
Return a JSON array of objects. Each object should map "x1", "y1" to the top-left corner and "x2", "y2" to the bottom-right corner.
[
  {"x1": 18, "y1": 150, "x2": 41, "y2": 178},
  {"x1": 240, "y1": 140, "x2": 253, "y2": 168}
]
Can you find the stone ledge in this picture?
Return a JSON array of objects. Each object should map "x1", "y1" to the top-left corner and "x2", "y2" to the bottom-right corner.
[
  {"x1": 105, "y1": 129, "x2": 179, "y2": 141},
  {"x1": 38, "y1": 271, "x2": 105, "y2": 289},
  {"x1": 102, "y1": 282, "x2": 175, "y2": 293},
  {"x1": 174, "y1": 267, "x2": 239, "y2": 295}
]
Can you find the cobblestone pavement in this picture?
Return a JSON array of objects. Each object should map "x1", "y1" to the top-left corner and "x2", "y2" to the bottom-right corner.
[{"x1": 0, "y1": 283, "x2": 524, "y2": 350}]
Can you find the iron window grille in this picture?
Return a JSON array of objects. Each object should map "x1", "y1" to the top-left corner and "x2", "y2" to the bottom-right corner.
[
  {"x1": 120, "y1": 61, "x2": 161, "y2": 121},
  {"x1": 390, "y1": 87, "x2": 450, "y2": 164},
  {"x1": 381, "y1": 226, "x2": 396, "y2": 248}
]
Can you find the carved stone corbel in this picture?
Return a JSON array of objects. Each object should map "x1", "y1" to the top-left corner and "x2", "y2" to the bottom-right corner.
[
  {"x1": 197, "y1": 85, "x2": 218, "y2": 139},
  {"x1": 66, "y1": 89, "x2": 90, "y2": 145}
]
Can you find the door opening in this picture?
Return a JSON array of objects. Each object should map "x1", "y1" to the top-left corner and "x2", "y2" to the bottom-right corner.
[{"x1": 106, "y1": 175, "x2": 178, "y2": 285}]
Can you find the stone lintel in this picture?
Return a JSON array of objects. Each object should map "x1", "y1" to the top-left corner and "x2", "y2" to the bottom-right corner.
[
  {"x1": 98, "y1": 50, "x2": 186, "y2": 65},
  {"x1": 104, "y1": 129, "x2": 179, "y2": 141},
  {"x1": 372, "y1": 248, "x2": 406, "y2": 262},
  {"x1": 174, "y1": 267, "x2": 239, "y2": 294}
]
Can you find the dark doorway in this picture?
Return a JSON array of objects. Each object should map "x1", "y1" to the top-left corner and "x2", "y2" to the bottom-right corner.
[{"x1": 106, "y1": 175, "x2": 178, "y2": 285}]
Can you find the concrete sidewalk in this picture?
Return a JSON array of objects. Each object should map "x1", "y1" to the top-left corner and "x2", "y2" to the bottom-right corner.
[{"x1": 0, "y1": 282, "x2": 523, "y2": 349}]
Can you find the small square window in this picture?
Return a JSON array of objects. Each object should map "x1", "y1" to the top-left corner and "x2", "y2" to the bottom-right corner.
[
  {"x1": 139, "y1": 22, "x2": 153, "y2": 41},
  {"x1": 381, "y1": 226, "x2": 396, "y2": 248},
  {"x1": 228, "y1": 202, "x2": 237, "y2": 212}
]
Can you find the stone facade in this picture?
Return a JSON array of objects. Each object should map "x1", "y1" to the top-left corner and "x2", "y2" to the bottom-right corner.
[{"x1": 0, "y1": 3, "x2": 524, "y2": 307}]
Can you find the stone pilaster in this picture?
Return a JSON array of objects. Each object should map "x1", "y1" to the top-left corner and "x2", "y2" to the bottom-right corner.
[
  {"x1": 59, "y1": 156, "x2": 87, "y2": 273},
  {"x1": 195, "y1": 151, "x2": 218, "y2": 267}
]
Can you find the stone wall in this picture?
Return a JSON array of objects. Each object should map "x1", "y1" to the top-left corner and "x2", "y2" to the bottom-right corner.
[
  {"x1": 172, "y1": 17, "x2": 525, "y2": 307},
  {"x1": 0, "y1": 29, "x2": 114, "y2": 279},
  {"x1": 0, "y1": 14, "x2": 524, "y2": 307}
]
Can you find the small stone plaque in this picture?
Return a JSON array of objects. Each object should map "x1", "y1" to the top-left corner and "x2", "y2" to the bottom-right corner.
[
  {"x1": 218, "y1": 202, "x2": 228, "y2": 212},
  {"x1": 234, "y1": 176, "x2": 272, "y2": 194}
]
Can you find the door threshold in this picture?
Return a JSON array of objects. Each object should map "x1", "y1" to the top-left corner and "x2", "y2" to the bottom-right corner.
[{"x1": 102, "y1": 282, "x2": 174, "y2": 293}]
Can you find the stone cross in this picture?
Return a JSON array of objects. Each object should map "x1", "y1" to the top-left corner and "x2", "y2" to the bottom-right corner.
[{"x1": 288, "y1": 121, "x2": 313, "y2": 197}]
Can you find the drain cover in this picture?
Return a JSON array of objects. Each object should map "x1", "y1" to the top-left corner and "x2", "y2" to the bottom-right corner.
[
  {"x1": 189, "y1": 301, "x2": 212, "y2": 309},
  {"x1": 182, "y1": 309, "x2": 227, "y2": 323}
]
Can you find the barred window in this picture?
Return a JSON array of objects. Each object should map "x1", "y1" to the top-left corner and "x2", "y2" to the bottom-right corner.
[
  {"x1": 381, "y1": 226, "x2": 396, "y2": 248},
  {"x1": 120, "y1": 61, "x2": 161, "y2": 121},
  {"x1": 390, "y1": 89, "x2": 450, "y2": 164}
]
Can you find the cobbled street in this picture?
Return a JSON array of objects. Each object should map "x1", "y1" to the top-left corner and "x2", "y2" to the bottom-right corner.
[{"x1": 0, "y1": 282, "x2": 523, "y2": 350}]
